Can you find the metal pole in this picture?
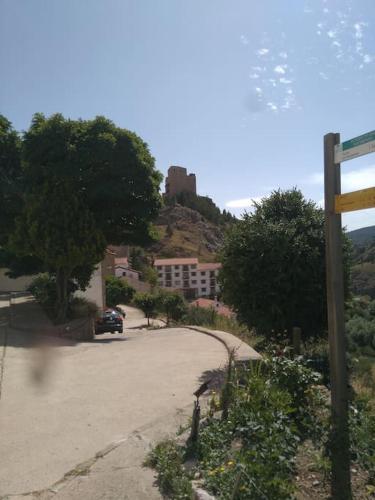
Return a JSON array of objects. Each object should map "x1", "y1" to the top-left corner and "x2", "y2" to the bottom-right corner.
[{"x1": 324, "y1": 133, "x2": 352, "y2": 499}]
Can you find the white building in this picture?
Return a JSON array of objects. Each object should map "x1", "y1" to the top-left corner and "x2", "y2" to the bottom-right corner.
[
  {"x1": 154, "y1": 258, "x2": 221, "y2": 298},
  {"x1": 115, "y1": 258, "x2": 140, "y2": 281}
]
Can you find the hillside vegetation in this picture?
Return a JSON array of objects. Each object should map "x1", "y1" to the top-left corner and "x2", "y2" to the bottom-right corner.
[{"x1": 149, "y1": 204, "x2": 229, "y2": 261}]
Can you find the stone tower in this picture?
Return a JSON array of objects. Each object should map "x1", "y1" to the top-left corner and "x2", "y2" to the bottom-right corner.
[{"x1": 165, "y1": 166, "x2": 197, "y2": 198}]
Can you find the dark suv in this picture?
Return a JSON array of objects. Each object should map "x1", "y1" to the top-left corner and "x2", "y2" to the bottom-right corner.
[{"x1": 95, "y1": 309, "x2": 124, "y2": 334}]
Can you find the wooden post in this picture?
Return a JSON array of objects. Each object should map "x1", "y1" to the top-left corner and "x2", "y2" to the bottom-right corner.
[
  {"x1": 292, "y1": 327, "x2": 301, "y2": 356},
  {"x1": 190, "y1": 399, "x2": 201, "y2": 443},
  {"x1": 324, "y1": 133, "x2": 352, "y2": 499}
]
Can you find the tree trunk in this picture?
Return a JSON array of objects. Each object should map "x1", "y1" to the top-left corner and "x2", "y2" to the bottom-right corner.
[{"x1": 56, "y1": 268, "x2": 68, "y2": 324}]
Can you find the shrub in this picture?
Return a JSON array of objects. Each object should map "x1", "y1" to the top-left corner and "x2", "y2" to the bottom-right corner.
[
  {"x1": 28, "y1": 274, "x2": 57, "y2": 310},
  {"x1": 185, "y1": 305, "x2": 218, "y2": 326},
  {"x1": 158, "y1": 290, "x2": 187, "y2": 325},
  {"x1": 105, "y1": 276, "x2": 135, "y2": 307},
  {"x1": 133, "y1": 292, "x2": 158, "y2": 326},
  {"x1": 145, "y1": 440, "x2": 192, "y2": 499}
]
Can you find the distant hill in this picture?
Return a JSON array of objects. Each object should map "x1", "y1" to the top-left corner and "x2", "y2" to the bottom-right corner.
[
  {"x1": 347, "y1": 225, "x2": 375, "y2": 246},
  {"x1": 149, "y1": 204, "x2": 226, "y2": 262}
]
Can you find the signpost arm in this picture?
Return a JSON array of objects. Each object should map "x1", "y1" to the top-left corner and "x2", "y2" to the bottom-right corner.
[{"x1": 324, "y1": 132, "x2": 352, "y2": 499}]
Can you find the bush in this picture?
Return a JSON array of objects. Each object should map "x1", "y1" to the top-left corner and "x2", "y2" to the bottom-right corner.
[
  {"x1": 157, "y1": 290, "x2": 187, "y2": 324},
  {"x1": 133, "y1": 292, "x2": 158, "y2": 326},
  {"x1": 347, "y1": 316, "x2": 375, "y2": 351},
  {"x1": 185, "y1": 305, "x2": 218, "y2": 326},
  {"x1": 105, "y1": 276, "x2": 135, "y2": 307},
  {"x1": 28, "y1": 274, "x2": 57, "y2": 310},
  {"x1": 145, "y1": 440, "x2": 192, "y2": 499}
]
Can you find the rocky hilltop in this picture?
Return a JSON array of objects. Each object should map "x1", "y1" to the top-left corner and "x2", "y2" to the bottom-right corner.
[{"x1": 150, "y1": 204, "x2": 225, "y2": 262}]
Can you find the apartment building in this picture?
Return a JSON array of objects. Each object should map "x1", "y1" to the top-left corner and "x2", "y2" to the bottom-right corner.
[{"x1": 154, "y1": 257, "x2": 221, "y2": 299}]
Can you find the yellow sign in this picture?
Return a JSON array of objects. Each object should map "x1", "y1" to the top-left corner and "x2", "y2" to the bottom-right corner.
[{"x1": 335, "y1": 186, "x2": 375, "y2": 213}]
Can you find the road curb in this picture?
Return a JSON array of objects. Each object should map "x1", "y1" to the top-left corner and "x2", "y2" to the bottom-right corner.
[{"x1": 184, "y1": 325, "x2": 262, "y2": 362}]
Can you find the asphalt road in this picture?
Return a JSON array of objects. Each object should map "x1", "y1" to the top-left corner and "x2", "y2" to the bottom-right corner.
[{"x1": 0, "y1": 304, "x2": 227, "y2": 496}]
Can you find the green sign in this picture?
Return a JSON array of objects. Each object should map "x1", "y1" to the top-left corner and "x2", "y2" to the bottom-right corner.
[{"x1": 335, "y1": 130, "x2": 375, "y2": 163}]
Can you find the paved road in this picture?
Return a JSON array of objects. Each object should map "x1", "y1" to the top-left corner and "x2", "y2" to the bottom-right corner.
[{"x1": 0, "y1": 303, "x2": 227, "y2": 496}]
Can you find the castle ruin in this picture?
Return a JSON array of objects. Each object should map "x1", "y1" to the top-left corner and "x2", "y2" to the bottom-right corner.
[{"x1": 165, "y1": 166, "x2": 196, "y2": 198}]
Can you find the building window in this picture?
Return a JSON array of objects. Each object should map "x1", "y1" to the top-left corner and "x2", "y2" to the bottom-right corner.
[
  {"x1": 210, "y1": 271, "x2": 215, "y2": 277},
  {"x1": 166, "y1": 281, "x2": 172, "y2": 287},
  {"x1": 201, "y1": 279, "x2": 206, "y2": 284},
  {"x1": 191, "y1": 272, "x2": 196, "y2": 277},
  {"x1": 166, "y1": 266, "x2": 171, "y2": 271},
  {"x1": 192, "y1": 280, "x2": 197, "y2": 285},
  {"x1": 175, "y1": 280, "x2": 181, "y2": 286},
  {"x1": 158, "y1": 273, "x2": 162, "y2": 278},
  {"x1": 183, "y1": 265, "x2": 189, "y2": 271},
  {"x1": 175, "y1": 273, "x2": 180, "y2": 277},
  {"x1": 200, "y1": 271, "x2": 206, "y2": 276},
  {"x1": 122, "y1": 272, "x2": 126, "y2": 276},
  {"x1": 201, "y1": 287, "x2": 206, "y2": 292},
  {"x1": 190, "y1": 264, "x2": 197, "y2": 269},
  {"x1": 174, "y1": 265, "x2": 180, "y2": 270},
  {"x1": 183, "y1": 281, "x2": 189, "y2": 288}
]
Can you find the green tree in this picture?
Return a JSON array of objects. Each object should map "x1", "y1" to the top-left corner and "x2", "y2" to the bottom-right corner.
[
  {"x1": 10, "y1": 180, "x2": 106, "y2": 322},
  {"x1": 22, "y1": 113, "x2": 163, "y2": 245},
  {"x1": 129, "y1": 246, "x2": 150, "y2": 273},
  {"x1": 2, "y1": 113, "x2": 162, "y2": 321},
  {"x1": 142, "y1": 266, "x2": 158, "y2": 289},
  {"x1": 220, "y1": 188, "x2": 351, "y2": 340},
  {"x1": 0, "y1": 115, "x2": 23, "y2": 245},
  {"x1": 158, "y1": 290, "x2": 187, "y2": 325},
  {"x1": 105, "y1": 276, "x2": 135, "y2": 307},
  {"x1": 133, "y1": 292, "x2": 158, "y2": 326}
]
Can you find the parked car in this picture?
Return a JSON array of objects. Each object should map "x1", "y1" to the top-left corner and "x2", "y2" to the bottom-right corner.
[{"x1": 95, "y1": 309, "x2": 124, "y2": 334}]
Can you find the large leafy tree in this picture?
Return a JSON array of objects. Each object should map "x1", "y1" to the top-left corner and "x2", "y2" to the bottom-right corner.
[
  {"x1": 22, "y1": 113, "x2": 163, "y2": 246},
  {"x1": 220, "y1": 188, "x2": 350, "y2": 340},
  {"x1": 10, "y1": 180, "x2": 106, "y2": 321},
  {"x1": 2, "y1": 113, "x2": 163, "y2": 321}
]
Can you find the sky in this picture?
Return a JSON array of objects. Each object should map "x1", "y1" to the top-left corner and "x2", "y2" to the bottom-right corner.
[{"x1": 1, "y1": 0, "x2": 375, "y2": 231}]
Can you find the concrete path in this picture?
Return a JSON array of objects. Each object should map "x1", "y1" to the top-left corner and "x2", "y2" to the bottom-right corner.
[{"x1": 0, "y1": 300, "x2": 227, "y2": 498}]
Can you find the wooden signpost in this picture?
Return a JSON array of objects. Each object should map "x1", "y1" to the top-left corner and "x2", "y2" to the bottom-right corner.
[{"x1": 324, "y1": 131, "x2": 375, "y2": 499}]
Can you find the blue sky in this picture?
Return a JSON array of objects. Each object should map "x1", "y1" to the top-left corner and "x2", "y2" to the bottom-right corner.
[{"x1": 1, "y1": 0, "x2": 374, "y2": 230}]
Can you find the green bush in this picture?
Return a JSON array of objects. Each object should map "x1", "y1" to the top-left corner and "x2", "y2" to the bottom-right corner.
[
  {"x1": 157, "y1": 290, "x2": 187, "y2": 324},
  {"x1": 199, "y1": 369, "x2": 299, "y2": 499},
  {"x1": 185, "y1": 305, "x2": 218, "y2": 326},
  {"x1": 145, "y1": 440, "x2": 192, "y2": 499},
  {"x1": 28, "y1": 274, "x2": 57, "y2": 309},
  {"x1": 350, "y1": 397, "x2": 375, "y2": 480},
  {"x1": 347, "y1": 316, "x2": 375, "y2": 350},
  {"x1": 105, "y1": 276, "x2": 135, "y2": 307},
  {"x1": 133, "y1": 292, "x2": 158, "y2": 326}
]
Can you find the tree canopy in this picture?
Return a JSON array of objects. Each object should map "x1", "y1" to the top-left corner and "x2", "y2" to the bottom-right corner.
[
  {"x1": 220, "y1": 188, "x2": 351, "y2": 340},
  {"x1": 0, "y1": 113, "x2": 163, "y2": 321}
]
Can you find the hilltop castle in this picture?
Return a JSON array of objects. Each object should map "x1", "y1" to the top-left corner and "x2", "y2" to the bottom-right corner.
[{"x1": 165, "y1": 166, "x2": 196, "y2": 198}]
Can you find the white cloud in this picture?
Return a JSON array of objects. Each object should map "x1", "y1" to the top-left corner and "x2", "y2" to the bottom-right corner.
[
  {"x1": 255, "y1": 87, "x2": 263, "y2": 95},
  {"x1": 307, "y1": 166, "x2": 375, "y2": 193},
  {"x1": 280, "y1": 77, "x2": 293, "y2": 84},
  {"x1": 363, "y1": 54, "x2": 372, "y2": 64},
  {"x1": 342, "y1": 166, "x2": 375, "y2": 192},
  {"x1": 323, "y1": 7, "x2": 329, "y2": 14},
  {"x1": 354, "y1": 22, "x2": 365, "y2": 40},
  {"x1": 257, "y1": 48, "x2": 269, "y2": 56},
  {"x1": 332, "y1": 41, "x2": 341, "y2": 48},
  {"x1": 249, "y1": 73, "x2": 260, "y2": 79},
  {"x1": 274, "y1": 65, "x2": 286, "y2": 74},
  {"x1": 240, "y1": 35, "x2": 249, "y2": 46},
  {"x1": 279, "y1": 51, "x2": 288, "y2": 59},
  {"x1": 319, "y1": 71, "x2": 329, "y2": 80},
  {"x1": 226, "y1": 197, "x2": 262, "y2": 209},
  {"x1": 327, "y1": 30, "x2": 336, "y2": 39},
  {"x1": 267, "y1": 102, "x2": 278, "y2": 112}
]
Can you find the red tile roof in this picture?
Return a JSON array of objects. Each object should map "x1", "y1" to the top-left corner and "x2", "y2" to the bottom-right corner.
[
  {"x1": 154, "y1": 258, "x2": 199, "y2": 266},
  {"x1": 197, "y1": 263, "x2": 222, "y2": 271}
]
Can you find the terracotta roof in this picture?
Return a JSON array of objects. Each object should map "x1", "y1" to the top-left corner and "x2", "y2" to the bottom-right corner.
[
  {"x1": 115, "y1": 257, "x2": 129, "y2": 266},
  {"x1": 197, "y1": 263, "x2": 222, "y2": 271},
  {"x1": 154, "y1": 258, "x2": 199, "y2": 266},
  {"x1": 191, "y1": 298, "x2": 233, "y2": 318}
]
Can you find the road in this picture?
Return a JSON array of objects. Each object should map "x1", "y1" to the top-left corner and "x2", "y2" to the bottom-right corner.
[{"x1": 0, "y1": 301, "x2": 227, "y2": 497}]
